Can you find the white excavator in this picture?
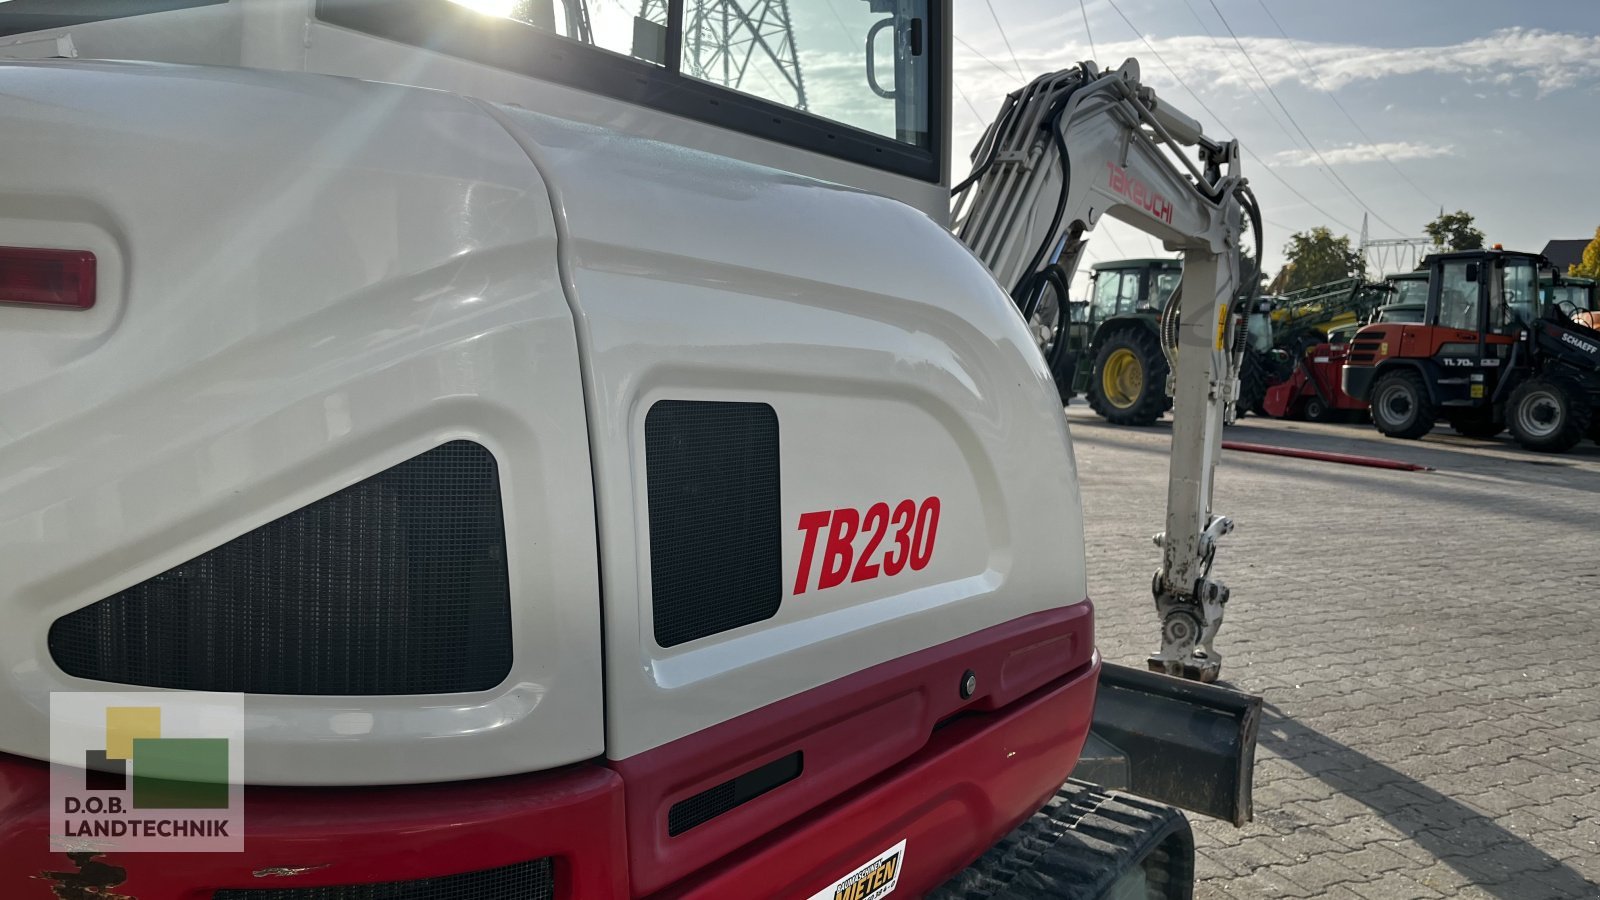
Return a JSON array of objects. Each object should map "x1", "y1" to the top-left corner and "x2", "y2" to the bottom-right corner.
[{"x1": 0, "y1": 2, "x2": 1259, "y2": 897}]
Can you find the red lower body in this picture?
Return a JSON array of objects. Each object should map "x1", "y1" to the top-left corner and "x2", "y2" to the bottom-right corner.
[
  {"x1": 1, "y1": 605, "x2": 1097, "y2": 899},
  {"x1": 1263, "y1": 344, "x2": 1366, "y2": 419}
]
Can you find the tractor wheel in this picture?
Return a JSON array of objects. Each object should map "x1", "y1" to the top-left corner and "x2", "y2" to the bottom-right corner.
[
  {"x1": 1507, "y1": 376, "x2": 1591, "y2": 453},
  {"x1": 1237, "y1": 348, "x2": 1269, "y2": 418},
  {"x1": 1447, "y1": 412, "x2": 1504, "y2": 440},
  {"x1": 1087, "y1": 327, "x2": 1170, "y2": 426},
  {"x1": 1303, "y1": 395, "x2": 1331, "y2": 423},
  {"x1": 1369, "y1": 369, "x2": 1437, "y2": 440}
]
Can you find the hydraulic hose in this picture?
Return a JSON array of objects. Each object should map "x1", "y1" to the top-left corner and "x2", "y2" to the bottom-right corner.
[{"x1": 1159, "y1": 282, "x2": 1182, "y2": 368}]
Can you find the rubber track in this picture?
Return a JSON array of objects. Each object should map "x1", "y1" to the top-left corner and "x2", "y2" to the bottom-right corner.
[{"x1": 931, "y1": 780, "x2": 1194, "y2": 900}]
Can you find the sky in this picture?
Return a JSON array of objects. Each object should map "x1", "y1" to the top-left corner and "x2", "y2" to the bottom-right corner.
[{"x1": 949, "y1": 0, "x2": 1600, "y2": 284}]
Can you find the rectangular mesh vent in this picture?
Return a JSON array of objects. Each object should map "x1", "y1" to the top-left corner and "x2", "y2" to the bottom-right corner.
[
  {"x1": 668, "y1": 751, "x2": 803, "y2": 836},
  {"x1": 645, "y1": 400, "x2": 781, "y2": 647},
  {"x1": 48, "y1": 441, "x2": 512, "y2": 695},
  {"x1": 213, "y1": 857, "x2": 553, "y2": 899}
]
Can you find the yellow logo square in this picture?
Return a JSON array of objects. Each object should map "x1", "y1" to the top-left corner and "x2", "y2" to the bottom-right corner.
[{"x1": 105, "y1": 706, "x2": 161, "y2": 760}]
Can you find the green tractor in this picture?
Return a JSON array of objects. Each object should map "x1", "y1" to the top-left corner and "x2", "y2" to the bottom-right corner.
[
  {"x1": 1053, "y1": 259, "x2": 1179, "y2": 425},
  {"x1": 1052, "y1": 258, "x2": 1272, "y2": 425}
]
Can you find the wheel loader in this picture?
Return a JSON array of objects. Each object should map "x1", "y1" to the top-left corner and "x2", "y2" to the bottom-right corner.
[
  {"x1": 0, "y1": 1, "x2": 1260, "y2": 896},
  {"x1": 1344, "y1": 248, "x2": 1600, "y2": 451}
]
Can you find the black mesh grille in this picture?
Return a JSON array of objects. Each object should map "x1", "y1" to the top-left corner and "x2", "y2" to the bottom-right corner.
[
  {"x1": 48, "y1": 441, "x2": 512, "y2": 695},
  {"x1": 645, "y1": 401, "x2": 782, "y2": 647},
  {"x1": 667, "y1": 751, "x2": 803, "y2": 836},
  {"x1": 213, "y1": 857, "x2": 553, "y2": 900}
]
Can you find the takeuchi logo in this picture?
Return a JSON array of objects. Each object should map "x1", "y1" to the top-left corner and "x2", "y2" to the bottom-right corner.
[
  {"x1": 1105, "y1": 161, "x2": 1175, "y2": 224},
  {"x1": 50, "y1": 691, "x2": 245, "y2": 852}
]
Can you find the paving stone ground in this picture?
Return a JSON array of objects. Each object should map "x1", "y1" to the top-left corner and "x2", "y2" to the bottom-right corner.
[{"x1": 1068, "y1": 407, "x2": 1600, "y2": 900}]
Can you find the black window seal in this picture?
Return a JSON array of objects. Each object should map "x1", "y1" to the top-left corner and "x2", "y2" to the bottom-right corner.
[
  {"x1": 315, "y1": 0, "x2": 940, "y2": 183},
  {"x1": 0, "y1": 0, "x2": 227, "y2": 36}
]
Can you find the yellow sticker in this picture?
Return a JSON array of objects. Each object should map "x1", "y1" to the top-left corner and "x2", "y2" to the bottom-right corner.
[
  {"x1": 1215, "y1": 302, "x2": 1229, "y2": 351},
  {"x1": 811, "y1": 840, "x2": 906, "y2": 900},
  {"x1": 1379, "y1": 342, "x2": 1388, "y2": 356},
  {"x1": 1471, "y1": 384, "x2": 1485, "y2": 398}
]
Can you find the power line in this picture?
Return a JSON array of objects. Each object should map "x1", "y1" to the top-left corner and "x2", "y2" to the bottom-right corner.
[
  {"x1": 1177, "y1": 0, "x2": 1304, "y2": 165},
  {"x1": 954, "y1": 34, "x2": 1023, "y2": 83},
  {"x1": 1174, "y1": 0, "x2": 1365, "y2": 231},
  {"x1": 1078, "y1": 0, "x2": 1097, "y2": 60},
  {"x1": 954, "y1": 81, "x2": 986, "y2": 126},
  {"x1": 982, "y1": 0, "x2": 1026, "y2": 80},
  {"x1": 1252, "y1": 0, "x2": 1442, "y2": 210},
  {"x1": 1100, "y1": 0, "x2": 1359, "y2": 234},
  {"x1": 1204, "y1": 0, "x2": 1406, "y2": 235},
  {"x1": 821, "y1": 0, "x2": 855, "y2": 44}
]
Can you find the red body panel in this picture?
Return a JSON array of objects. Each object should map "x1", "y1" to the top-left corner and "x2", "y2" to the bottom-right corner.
[
  {"x1": 663, "y1": 656, "x2": 1100, "y2": 899},
  {"x1": 1, "y1": 757, "x2": 628, "y2": 899},
  {"x1": 612, "y1": 602, "x2": 1095, "y2": 895},
  {"x1": 1263, "y1": 342, "x2": 1366, "y2": 417},
  {"x1": 0, "y1": 605, "x2": 1098, "y2": 899}
]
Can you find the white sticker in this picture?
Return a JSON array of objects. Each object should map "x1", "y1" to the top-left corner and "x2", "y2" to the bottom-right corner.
[{"x1": 808, "y1": 839, "x2": 907, "y2": 900}]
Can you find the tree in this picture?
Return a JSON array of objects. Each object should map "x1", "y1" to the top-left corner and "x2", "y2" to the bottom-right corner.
[
  {"x1": 1424, "y1": 210, "x2": 1485, "y2": 251},
  {"x1": 1570, "y1": 226, "x2": 1600, "y2": 279},
  {"x1": 1239, "y1": 244, "x2": 1266, "y2": 293},
  {"x1": 1269, "y1": 227, "x2": 1365, "y2": 294}
]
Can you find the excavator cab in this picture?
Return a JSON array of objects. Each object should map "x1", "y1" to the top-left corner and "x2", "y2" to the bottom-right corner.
[{"x1": 1343, "y1": 248, "x2": 1600, "y2": 451}]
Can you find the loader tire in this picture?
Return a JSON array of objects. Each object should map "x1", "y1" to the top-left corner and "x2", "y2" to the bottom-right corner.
[
  {"x1": 931, "y1": 780, "x2": 1194, "y2": 900},
  {"x1": 1508, "y1": 376, "x2": 1591, "y2": 453},
  {"x1": 1088, "y1": 328, "x2": 1169, "y2": 426},
  {"x1": 1369, "y1": 369, "x2": 1436, "y2": 440}
]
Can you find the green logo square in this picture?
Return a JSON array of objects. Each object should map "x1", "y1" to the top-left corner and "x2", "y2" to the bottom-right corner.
[{"x1": 131, "y1": 738, "x2": 230, "y2": 809}]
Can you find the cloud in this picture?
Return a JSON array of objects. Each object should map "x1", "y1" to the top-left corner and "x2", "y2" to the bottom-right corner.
[
  {"x1": 985, "y1": 27, "x2": 1600, "y2": 98},
  {"x1": 949, "y1": 27, "x2": 1600, "y2": 131},
  {"x1": 1270, "y1": 141, "x2": 1454, "y2": 168},
  {"x1": 946, "y1": 26, "x2": 1600, "y2": 160}
]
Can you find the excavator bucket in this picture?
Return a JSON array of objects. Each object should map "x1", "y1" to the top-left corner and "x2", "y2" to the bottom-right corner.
[{"x1": 1073, "y1": 663, "x2": 1262, "y2": 826}]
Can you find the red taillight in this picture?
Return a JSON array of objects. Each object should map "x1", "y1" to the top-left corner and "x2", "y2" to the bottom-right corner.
[{"x1": 0, "y1": 246, "x2": 97, "y2": 309}]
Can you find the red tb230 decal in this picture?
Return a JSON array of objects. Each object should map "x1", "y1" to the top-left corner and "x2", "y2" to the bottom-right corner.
[{"x1": 793, "y1": 497, "x2": 941, "y2": 594}]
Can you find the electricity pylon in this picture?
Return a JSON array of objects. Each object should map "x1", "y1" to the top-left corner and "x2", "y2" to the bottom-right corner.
[{"x1": 639, "y1": 0, "x2": 808, "y2": 110}]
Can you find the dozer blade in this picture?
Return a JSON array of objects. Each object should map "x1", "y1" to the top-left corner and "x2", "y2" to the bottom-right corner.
[{"x1": 1072, "y1": 662, "x2": 1261, "y2": 826}]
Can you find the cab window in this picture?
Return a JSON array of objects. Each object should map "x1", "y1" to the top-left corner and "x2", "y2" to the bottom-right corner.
[
  {"x1": 1092, "y1": 271, "x2": 1139, "y2": 321},
  {"x1": 1151, "y1": 269, "x2": 1181, "y2": 310},
  {"x1": 1435, "y1": 261, "x2": 1479, "y2": 331},
  {"x1": 673, "y1": 0, "x2": 931, "y2": 148},
  {"x1": 317, "y1": 0, "x2": 938, "y2": 178},
  {"x1": 1394, "y1": 278, "x2": 1428, "y2": 306},
  {"x1": 1497, "y1": 258, "x2": 1538, "y2": 330},
  {"x1": 1091, "y1": 272, "x2": 1122, "y2": 322},
  {"x1": 1558, "y1": 285, "x2": 1595, "y2": 311}
]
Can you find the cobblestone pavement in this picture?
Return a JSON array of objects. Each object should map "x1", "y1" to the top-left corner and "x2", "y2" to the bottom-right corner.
[{"x1": 1069, "y1": 407, "x2": 1600, "y2": 900}]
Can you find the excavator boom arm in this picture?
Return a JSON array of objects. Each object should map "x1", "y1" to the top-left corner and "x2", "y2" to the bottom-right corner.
[{"x1": 953, "y1": 59, "x2": 1262, "y2": 682}]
